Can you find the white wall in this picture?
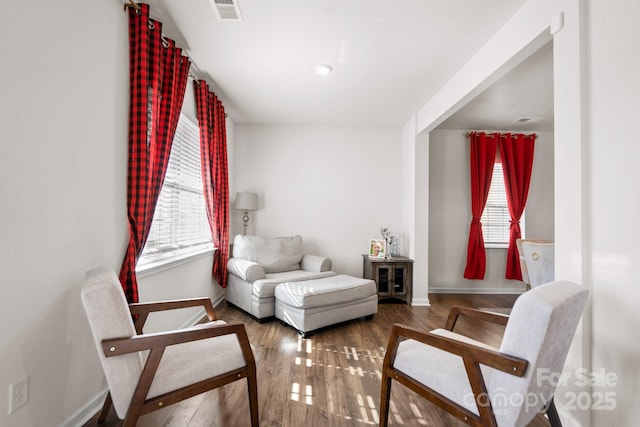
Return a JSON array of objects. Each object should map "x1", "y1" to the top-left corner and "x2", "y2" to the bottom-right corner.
[
  {"x1": 0, "y1": 1, "x2": 228, "y2": 425},
  {"x1": 399, "y1": 115, "x2": 431, "y2": 305},
  {"x1": 1, "y1": 1, "x2": 126, "y2": 425},
  {"x1": 428, "y1": 129, "x2": 554, "y2": 292},
  {"x1": 413, "y1": 130, "x2": 431, "y2": 304},
  {"x1": 232, "y1": 125, "x2": 403, "y2": 278},
  {"x1": 526, "y1": 131, "x2": 555, "y2": 240},
  {"x1": 588, "y1": 1, "x2": 640, "y2": 425}
]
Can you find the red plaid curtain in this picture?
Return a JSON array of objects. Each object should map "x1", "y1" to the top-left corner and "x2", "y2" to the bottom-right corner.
[
  {"x1": 463, "y1": 132, "x2": 498, "y2": 280},
  {"x1": 119, "y1": 4, "x2": 191, "y2": 303},
  {"x1": 194, "y1": 81, "x2": 230, "y2": 287},
  {"x1": 499, "y1": 133, "x2": 536, "y2": 280}
]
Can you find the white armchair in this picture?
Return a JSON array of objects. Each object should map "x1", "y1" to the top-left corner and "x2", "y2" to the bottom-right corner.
[
  {"x1": 521, "y1": 240, "x2": 555, "y2": 288},
  {"x1": 380, "y1": 280, "x2": 588, "y2": 427},
  {"x1": 516, "y1": 239, "x2": 552, "y2": 288},
  {"x1": 226, "y1": 234, "x2": 335, "y2": 320}
]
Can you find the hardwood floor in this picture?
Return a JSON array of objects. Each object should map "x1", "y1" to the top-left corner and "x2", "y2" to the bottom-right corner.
[{"x1": 83, "y1": 294, "x2": 552, "y2": 426}]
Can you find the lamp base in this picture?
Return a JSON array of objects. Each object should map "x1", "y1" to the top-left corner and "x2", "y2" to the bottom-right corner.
[{"x1": 242, "y1": 210, "x2": 250, "y2": 235}]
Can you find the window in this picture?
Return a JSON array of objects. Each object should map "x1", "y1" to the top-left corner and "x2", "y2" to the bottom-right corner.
[
  {"x1": 481, "y1": 162, "x2": 525, "y2": 247},
  {"x1": 137, "y1": 113, "x2": 212, "y2": 269}
]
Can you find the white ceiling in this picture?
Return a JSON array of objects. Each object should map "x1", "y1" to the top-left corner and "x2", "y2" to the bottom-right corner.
[
  {"x1": 438, "y1": 41, "x2": 554, "y2": 132},
  {"x1": 144, "y1": 0, "x2": 552, "y2": 130}
]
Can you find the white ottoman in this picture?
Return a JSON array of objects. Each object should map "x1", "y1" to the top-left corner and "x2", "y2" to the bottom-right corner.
[{"x1": 274, "y1": 274, "x2": 378, "y2": 336}]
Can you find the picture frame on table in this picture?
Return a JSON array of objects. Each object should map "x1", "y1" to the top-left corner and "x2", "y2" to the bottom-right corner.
[{"x1": 369, "y1": 239, "x2": 386, "y2": 259}]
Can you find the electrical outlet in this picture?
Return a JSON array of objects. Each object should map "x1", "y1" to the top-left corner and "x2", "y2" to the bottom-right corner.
[{"x1": 8, "y1": 376, "x2": 29, "y2": 414}]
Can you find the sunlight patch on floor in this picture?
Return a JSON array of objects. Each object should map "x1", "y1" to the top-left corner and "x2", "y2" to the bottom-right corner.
[
  {"x1": 390, "y1": 400, "x2": 404, "y2": 424},
  {"x1": 410, "y1": 401, "x2": 428, "y2": 425},
  {"x1": 290, "y1": 382, "x2": 313, "y2": 405},
  {"x1": 288, "y1": 336, "x2": 403, "y2": 424}
]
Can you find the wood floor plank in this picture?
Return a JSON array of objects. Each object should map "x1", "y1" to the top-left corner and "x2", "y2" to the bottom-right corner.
[{"x1": 84, "y1": 293, "x2": 553, "y2": 427}]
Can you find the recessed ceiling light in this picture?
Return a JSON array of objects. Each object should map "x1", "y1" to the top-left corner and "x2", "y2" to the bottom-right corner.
[
  {"x1": 315, "y1": 64, "x2": 333, "y2": 75},
  {"x1": 513, "y1": 117, "x2": 543, "y2": 123}
]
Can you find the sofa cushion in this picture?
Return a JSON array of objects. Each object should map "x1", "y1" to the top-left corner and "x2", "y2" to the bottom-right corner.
[
  {"x1": 252, "y1": 270, "x2": 336, "y2": 298},
  {"x1": 233, "y1": 235, "x2": 304, "y2": 273}
]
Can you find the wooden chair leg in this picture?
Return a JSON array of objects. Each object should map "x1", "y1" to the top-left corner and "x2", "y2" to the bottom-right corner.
[
  {"x1": 123, "y1": 413, "x2": 140, "y2": 427},
  {"x1": 379, "y1": 372, "x2": 392, "y2": 427},
  {"x1": 247, "y1": 369, "x2": 260, "y2": 427},
  {"x1": 546, "y1": 397, "x2": 562, "y2": 427},
  {"x1": 97, "y1": 392, "x2": 112, "y2": 424},
  {"x1": 122, "y1": 396, "x2": 144, "y2": 427}
]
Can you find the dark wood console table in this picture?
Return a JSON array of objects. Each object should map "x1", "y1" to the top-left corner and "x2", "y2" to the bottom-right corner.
[{"x1": 362, "y1": 255, "x2": 413, "y2": 303}]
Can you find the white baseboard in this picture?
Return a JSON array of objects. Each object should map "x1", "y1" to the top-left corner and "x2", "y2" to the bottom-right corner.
[
  {"x1": 181, "y1": 293, "x2": 227, "y2": 326},
  {"x1": 429, "y1": 287, "x2": 525, "y2": 295},
  {"x1": 411, "y1": 297, "x2": 431, "y2": 306},
  {"x1": 62, "y1": 388, "x2": 109, "y2": 427},
  {"x1": 182, "y1": 307, "x2": 207, "y2": 327},
  {"x1": 212, "y1": 293, "x2": 226, "y2": 308}
]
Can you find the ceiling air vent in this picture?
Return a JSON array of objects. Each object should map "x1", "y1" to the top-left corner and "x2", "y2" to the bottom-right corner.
[{"x1": 211, "y1": 0, "x2": 243, "y2": 21}]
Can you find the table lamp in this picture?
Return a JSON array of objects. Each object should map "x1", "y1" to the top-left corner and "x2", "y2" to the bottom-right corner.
[{"x1": 234, "y1": 191, "x2": 258, "y2": 235}]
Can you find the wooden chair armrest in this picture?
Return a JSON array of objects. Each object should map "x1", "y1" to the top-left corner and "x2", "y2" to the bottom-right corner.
[
  {"x1": 129, "y1": 297, "x2": 217, "y2": 333},
  {"x1": 102, "y1": 321, "x2": 249, "y2": 357},
  {"x1": 445, "y1": 306, "x2": 510, "y2": 331},
  {"x1": 386, "y1": 323, "x2": 527, "y2": 376}
]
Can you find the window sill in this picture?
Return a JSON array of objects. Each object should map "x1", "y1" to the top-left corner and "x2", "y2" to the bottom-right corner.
[
  {"x1": 136, "y1": 246, "x2": 216, "y2": 278},
  {"x1": 485, "y1": 244, "x2": 508, "y2": 250}
]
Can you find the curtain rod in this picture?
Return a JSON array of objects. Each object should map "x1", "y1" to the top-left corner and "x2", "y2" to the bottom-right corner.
[
  {"x1": 465, "y1": 131, "x2": 537, "y2": 139},
  {"x1": 122, "y1": 2, "x2": 202, "y2": 85},
  {"x1": 123, "y1": 0, "x2": 140, "y2": 12},
  {"x1": 122, "y1": 0, "x2": 228, "y2": 118}
]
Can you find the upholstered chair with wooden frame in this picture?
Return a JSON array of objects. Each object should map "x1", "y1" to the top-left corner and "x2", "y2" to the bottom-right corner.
[
  {"x1": 521, "y1": 241, "x2": 555, "y2": 289},
  {"x1": 81, "y1": 268, "x2": 259, "y2": 427},
  {"x1": 379, "y1": 281, "x2": 588, "y2": 427},
  {"x1": 516, "y1": 239, "x2": 548, "y2": 289}
]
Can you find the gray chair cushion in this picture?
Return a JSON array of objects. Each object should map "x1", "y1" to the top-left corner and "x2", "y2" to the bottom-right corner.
[
  {"x1": 81, "y1": 270, "x2": 143, "y2": 417},
  {"x1": 147, "y1": 323, "x2": 246, "y2": 400},
  {"x1": 394, "y1": 329, "x2": 497, "y2": 415},
  {"x1": 492, "y1": 280, "x2": 587, "y2": 426}
]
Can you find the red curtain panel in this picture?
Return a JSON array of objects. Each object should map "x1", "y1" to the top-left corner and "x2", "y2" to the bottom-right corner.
[
  {"x1": 119, "y1": 4, "x2": 191, "y2": 303},
  {"x1": 464, "y1": 132, "x2": 498, "y2": 280},
  {"x1": 499, "y1": 133, "x2": 536, "y2": 280},
  {"x1": 194, "y1": 81, "x2": 230, "y2": 288}
]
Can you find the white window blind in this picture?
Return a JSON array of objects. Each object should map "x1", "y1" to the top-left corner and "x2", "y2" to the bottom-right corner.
[
  {"x1": 481, "y1": 163, "x2": 525, "y2": 247},
  {"x1": 138, "y1": 113, "x2": 212, "y2": 268}
]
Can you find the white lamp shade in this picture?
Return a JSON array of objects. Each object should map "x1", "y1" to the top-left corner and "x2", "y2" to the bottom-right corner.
[{"x1": 234, "y1": 192, "x2": 258, "y2": 211}]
